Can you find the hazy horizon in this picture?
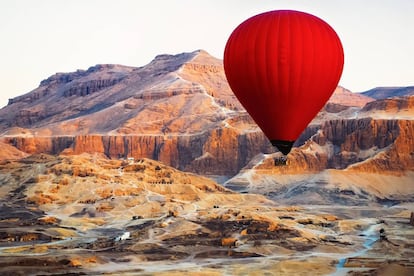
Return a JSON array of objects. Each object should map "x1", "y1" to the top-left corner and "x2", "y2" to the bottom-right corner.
[{"x1": 1, "y1": 0, "x2": 413, "y2": 108}]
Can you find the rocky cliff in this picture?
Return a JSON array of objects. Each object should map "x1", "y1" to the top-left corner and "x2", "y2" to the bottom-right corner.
[
  {"x1": 7, "y1": 113, "x2": 411, "y2": 177},
  {"x1": 225, "y1": 97, "x2": 414, "y2": 204},
  {"x1": 361, "y1": 86, "x2": 414, "y2": 99},
  {"x1": 328, "y1": 86, "x2": 374, "y2": 107},
  {"x1": 0, "y1": 50, "x2": 412, "y2": 181},
  {"x1": 2, "y1": 130, "x2": 272, "y2": 176},
  {"x1": 1, "y1": 51, "x2": 413, "y2": 275}
]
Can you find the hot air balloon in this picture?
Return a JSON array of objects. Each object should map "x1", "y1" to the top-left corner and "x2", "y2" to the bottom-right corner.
[{"x1": 224, "y1": 10, "x2": 344, "y2": 164}]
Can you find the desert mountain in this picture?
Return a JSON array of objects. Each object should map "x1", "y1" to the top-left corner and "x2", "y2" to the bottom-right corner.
[
  {"x1": 0, "y1": 50, "x2": 413, "y2": 202},
  {"x1": 0, "y1": 50, "x2": 413, "y2": 274},
  {"x1": 328, "y1": 86, "x2": 374, "y2": 107},
  {"x1": 1, "y1": 50, "x2": 263, "y2": 175},
  {"x1": 361, "y1": 86, "x2": 414, "y2": 99},
  {"x1": 0, "y1": 50, "x2": 241, "y2": 134}
]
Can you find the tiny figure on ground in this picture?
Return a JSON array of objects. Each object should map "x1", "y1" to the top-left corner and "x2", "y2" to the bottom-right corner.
[{"x1": 379, "y1": 228, "x2": 399, "y2": 246}]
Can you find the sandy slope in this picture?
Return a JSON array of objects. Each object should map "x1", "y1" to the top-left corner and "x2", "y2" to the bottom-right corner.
[{"x1": 0, "y1": 154, "x2": 413, "y2": 275}]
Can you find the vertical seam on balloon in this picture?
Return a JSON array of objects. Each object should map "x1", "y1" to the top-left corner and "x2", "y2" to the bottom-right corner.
[
  {"x1": 320, "y1": 17, "x2": 333, "y2": 111},
  {"x1": 274, "y1": 11, "x2": 281, "y2": 105},
  {"x1": 284, "y1": 11, "x2": 292, "y2": 139},
  {"x1": 261, "y1": 13, "x2": 270, "y2": 101},
  {"x1": 264, "y1": 11, "x2": 274, "y2": 135},
  {"x1": 262, "y1": 12, "x2": 279, "y2": 139},
  {"x1": 254, "y1": 12, "x2": 269, "y2": 138},
  {"x1": 239, "y1": 22, "x2": 250, "y2": 102},
  {"x1": 262, "y1": 13, "x2": 274, "y2": 138},
  {"x1": 235, "y1": 18, "x2": 252, "y2": 112},
  {"x1": 253, "y1": 15, "x2": 262, "y2": 106},
  {"x1": 264, "y1": 12, "x2": 273, "y2": 101},
  {"x1": 298, "y1": 12, "x2": 307, "y2": 136},
  {"x1": 277, "y1": 11, "x2": 285, "y2": 137},
  {"x1": 275, "y1": 12, "x2": 284, "y2": 139},
  {"x1": 308, "y1": 15, "x2": 317, "y2": 111},
  {"x1": 285, "y1": 11, "x2": 291, "y2": 133},
  {"x1": 292, "y1": 11, "x2": 302, "y2": 128},
  {"x1": 300, "y1": 13, "x2": 318, "y2": 137},
  {"x1": 290, "y1": 12, "x2": 298, "y2": 106}
]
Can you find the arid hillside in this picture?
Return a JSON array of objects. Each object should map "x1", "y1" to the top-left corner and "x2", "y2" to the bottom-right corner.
[
  {"x1": 0, "y1": 49, "x2": 413, "y2": 274},
  {"x1": 361, "y1": 86, "x2": 414, "y2": 99},
  {"x1": 0, "y1": 154, "x2": 412, "y2": 275},
  {"x1": 0, "y1": 50, "x2": 412, "y2": 210},
  {"x1": 226, "y1": 96, "x2": 414, "y2": 204},
  {"x1": 1, "y1": 50, "x2": 412, "y2": 181}
]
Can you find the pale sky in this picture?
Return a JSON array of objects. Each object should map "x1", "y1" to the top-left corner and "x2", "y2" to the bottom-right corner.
[{"x1": 0, "y1": 0, "x2": 413, "y2": 108}]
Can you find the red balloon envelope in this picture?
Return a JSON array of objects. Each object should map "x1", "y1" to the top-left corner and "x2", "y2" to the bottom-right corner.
[{"x1": 224, "y1": 10, "x2": 344, "y2": 155}]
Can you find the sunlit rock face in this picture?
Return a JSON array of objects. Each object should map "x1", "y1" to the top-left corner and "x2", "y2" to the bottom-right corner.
[
  {"x1": 0, "y1": 50, "x2": 271, "y2": 175},
  {"x1": 0, "y1": 50, "x2": 413, "y2": 180},
  {"x1": 225, "y1": 95, "x2": 414, "y2": 204},
  {"x1": 360, "y1": 86, "x2": 414, "y2": 99},
  {"x1": 0, "y1": 154, "x2": 413, "y2": 275},
  {"x1": 0, "y1": 50, "x2": 413, "y2": 275}
]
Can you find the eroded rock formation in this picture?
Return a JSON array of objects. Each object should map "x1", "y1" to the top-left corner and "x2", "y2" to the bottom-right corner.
[{"x1": 0, "y1": 50, "x2": 412, "y2": 178}]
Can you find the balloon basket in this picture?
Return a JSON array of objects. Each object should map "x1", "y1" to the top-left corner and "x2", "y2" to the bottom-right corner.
[{"x1": 274, "y1": 155, "x2": 287, "y2": 166}]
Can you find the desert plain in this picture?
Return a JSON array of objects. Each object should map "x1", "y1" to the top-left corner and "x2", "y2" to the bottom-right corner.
[{"x1": 0, "y1": 153, "x2": 413, "y2": 276}]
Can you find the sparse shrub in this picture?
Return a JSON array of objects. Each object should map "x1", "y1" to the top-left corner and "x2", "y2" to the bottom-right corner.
[{"x1": 59, "y1": 176, "x2": 70, "y2": 185}]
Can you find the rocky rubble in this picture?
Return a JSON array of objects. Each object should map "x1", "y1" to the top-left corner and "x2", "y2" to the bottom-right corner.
[{"x1": 0, "y1": 154, "x2": 413, "y2": 275}]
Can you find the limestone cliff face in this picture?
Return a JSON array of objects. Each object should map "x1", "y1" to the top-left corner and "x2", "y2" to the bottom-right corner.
[
  {"x1": 3, "y1": 115, "x2": 412, "y2": 176},
  {"x1": 252, "y1": 116, "x2": 413, "y2": 175},
  {"x1": 184, "y1": 128, "x2": 271, "y2": 175},
  {"x1": 5, "y1": 136, "x2": 75, "y2": 155},
  {"x1": 225, "y1": 106, "x2": 414, "y2": 204},
  {"x1": 346, "y1": 119, "x2": 414, "y2": 174},
  {"x1": 361, "y1": 95, "x2": 414, "y2": 113},
  {"x1": 0, "y1": 50, "x2": 413, "y2": 178},
  {"x1": 319, "y1": 118, "x2": 401, "y2": 169},
  {"x1": 63, "y1": 78, "x2": 125, "y2": 97},
  {"x1": 2, "y1": 126, "x2": 272, "y2": 176}
]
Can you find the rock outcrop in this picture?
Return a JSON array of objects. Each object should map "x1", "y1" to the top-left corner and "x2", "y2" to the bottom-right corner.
[
  {"x1": 0, "y1": 50, "x2": 413, "y2": 274},
  {"x1": 361, "y1": 95, "x2": 414, "y2": 113},
  {"x1": 361, "y1": 86, "x2": 414, "y2": 99},
  {"x1": 0, "y1": 141, "x2": 28, "y2": 160},
  {"x1": 3, "y1": 129, "x2": 272, "y2": 176},
  {"x1": 328, "y1": 86, "x2": 374, "y2": 107},
  {"x1": 3, "y1": 113, "x2": 412, "y2": 177},
  {"x1": 225, "y1": 104, "x2": 414, "y2": 204},
  {"x1": 0, "y1": 50, "x2": 413, "y2": 179},
  {"x1": 1, "y1": 153, "x2": 413, "y2": 275}
]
